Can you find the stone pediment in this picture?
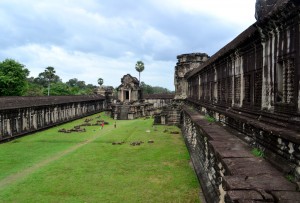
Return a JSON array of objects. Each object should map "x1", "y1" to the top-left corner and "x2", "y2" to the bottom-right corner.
[{"x1": 118, "y1": 74, "x2": 139, "y2": 90}]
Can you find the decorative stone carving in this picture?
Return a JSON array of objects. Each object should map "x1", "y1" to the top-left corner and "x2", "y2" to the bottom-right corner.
[
  {"x1": 255, "y1": 0, "x2": 288, "y2": 21},
  {"x1": 174, "y1": 53, "x2": 209, "y2": 99}
]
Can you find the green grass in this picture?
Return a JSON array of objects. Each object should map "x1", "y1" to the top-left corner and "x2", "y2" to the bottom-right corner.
[
  {"x1": 251, "y1": 147, "x2": 264, "y2": 158},
  {"x1": 0, "y1": 113, "x2": 200, "y2": 202},
  {"x1": 285, "y1": 174, "x2": 295, "y2": 182},
  {"x1": 204, "y1": 115, "x2": 216, "y2": 123}
]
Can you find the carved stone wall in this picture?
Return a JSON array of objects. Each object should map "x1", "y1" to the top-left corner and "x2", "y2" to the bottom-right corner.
[
  {"x1": 0, "y1": 96, "x2": 106, "y2": 142},
  {"x1": 143, "y1": 94, "x2": 174, "y2": 109},
  {"x1": 112, "y1": 103, "x2": 153, "y2": 120},
  {"x1": 182, "y1": 106, "x2": 299, "y2": 203}
]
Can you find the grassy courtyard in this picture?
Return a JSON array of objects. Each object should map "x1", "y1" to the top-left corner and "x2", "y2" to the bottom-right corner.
[{"x1": 0, "y1": 112, "x2": 200, "y2": 202}]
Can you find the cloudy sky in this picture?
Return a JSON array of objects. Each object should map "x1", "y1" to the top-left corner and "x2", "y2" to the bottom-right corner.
[{"x1": 0, "y1": 0, "x2": 257, "y2": 90}]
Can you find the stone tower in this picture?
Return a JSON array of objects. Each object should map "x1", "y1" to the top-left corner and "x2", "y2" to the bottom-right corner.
[{"x1": 174, "y1": 53, "x2": 209, "y2": 99}]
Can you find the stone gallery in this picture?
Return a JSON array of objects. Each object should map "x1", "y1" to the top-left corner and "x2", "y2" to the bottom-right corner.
[
  {"x1": 0, "y1": 0, "x2": 299, "y2": 202},
  {"x1": 175, "y1": 0, "x2": 300, "y2": 202}
]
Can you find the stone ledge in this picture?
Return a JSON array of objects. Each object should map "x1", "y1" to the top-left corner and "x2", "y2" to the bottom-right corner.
[
  {"x1": 227, "y1": 190, "x2": 272, "y2": 202},
  {"x1": 270, "y1": 191, "x2": 300, "y2": 202},
  {"x1": 186, "y1": 98, "x2": 300, "y2": 144},
  {"x1": 223, "y1": 175, "x2": 296, "y2": 191},
  {"x1": 182, "y1": 106, "x2": 299, "y2": 202},
  {"x1": 223, "y1": 157, "x2": 283, "y2": 176}
]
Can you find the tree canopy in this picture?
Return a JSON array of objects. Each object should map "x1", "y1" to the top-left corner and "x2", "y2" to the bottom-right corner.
[
  {"x1": 135, "y1": 61, "x2": 144, "y2": 85},
  {"x1": 98, "y1": 78, "x2": 103, "y2": 86},
  {"x1": 0, "y1": 59, "x2": 171, "y2": 97},
  {"x1": 0, "y1": 59, "x2": 29, "y2": 96},
  {"x1": 140, "y1": 82, "x2": 173, "y2": 95}
]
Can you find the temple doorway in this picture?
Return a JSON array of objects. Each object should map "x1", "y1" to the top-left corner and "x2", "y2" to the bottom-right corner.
[{"x1": 125, "y1": 91, "x2": 129, "y2": 100}]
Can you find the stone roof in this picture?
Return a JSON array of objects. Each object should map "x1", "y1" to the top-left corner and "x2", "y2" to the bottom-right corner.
[
  {"x1": 117, "y1": 74, "x2": 140, "y2": 90},
  {"x1": 0, "y1": 95, "x2": 105, "y2": 110},
  {"x1": 143, "y1": 94, "x2": 175, "y2": 99}
]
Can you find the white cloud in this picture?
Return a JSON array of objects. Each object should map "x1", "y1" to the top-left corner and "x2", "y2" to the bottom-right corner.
[
  {"x1": 0, "y1": 43, "x2": 175, "y2": 89},
  {"x1": 0, "y1": 0, "x2": 258, "y2": 91},
  {"x1": 155, "y1": 0, "x2": 256, "y2": 27}
]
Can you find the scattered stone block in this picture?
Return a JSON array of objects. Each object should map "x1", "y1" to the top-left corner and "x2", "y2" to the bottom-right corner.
[
  {"x1": 112, "y1": 141, "x2": 125, "y2": 145},
  {"x1": 58, "y1": 128, "x2": 66, "y2": 132},
  {"x1": 130, "y1": 141, "x2": 144, "y2": 146}
]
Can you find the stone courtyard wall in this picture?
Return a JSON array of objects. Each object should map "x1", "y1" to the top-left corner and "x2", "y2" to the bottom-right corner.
[{"x1": 0, "y1": 95, "x2": 106, "y2": 142}]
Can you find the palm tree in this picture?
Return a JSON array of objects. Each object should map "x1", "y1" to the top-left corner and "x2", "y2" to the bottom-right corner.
[
  {"x1": 135, "y1": 61, "x2": 144, "y2": 85},
  {"x1": 44, "y1": 66, "x2": 56, "y2": 96},
  {"x1": 98, "y1": 78, "x2": 104, "y2": 86}
]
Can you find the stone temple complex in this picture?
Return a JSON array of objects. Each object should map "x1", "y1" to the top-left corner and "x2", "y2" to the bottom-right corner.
[{"x1": 0, "y1": 0, "x2": 300, "y2": 202}]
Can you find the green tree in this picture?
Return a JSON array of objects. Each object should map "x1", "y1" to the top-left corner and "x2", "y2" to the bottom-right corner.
[
  {"x1": 65, "y1": 78, "x2": 95, "y2": 95},
  {"x1": 85, "y1": 84, "x2": 96, "y2": 95},
  {"x1": 66, "y1": 78, "x2": 79, "y2": 87},
  {"x1": 33, "y1": 67, "x2": 59, "y2": 96},
  {"x1": 0, "y1": 59, "x2": 29, "y2": 96},
  {"x1": 34, "y1": 72, "x2": 61, "y2": 87},
  {"x1": 98, "y1": 78, "x2": 103, "y2": 86},
  {"x1": 43, "y1": 82, "x2": 72, "y2": 96},
  {"x1": 140, "y1": 81, "x2": 172, "y2": 95},
  {"x1": 140, "y1": 82, "x2": 154, "y2": 94},
  {"x1": 44, "y1": 67, "x2": 56, "y2": 96},
  {"x1": 25, "y1": 82, "x2": 44, "y2": 96},
  {"x1": 135, "y1": 61, "x2": 144, "y2": 85}
]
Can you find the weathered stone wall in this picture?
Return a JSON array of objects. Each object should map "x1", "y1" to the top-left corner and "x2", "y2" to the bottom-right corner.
[
  {"x1": 111, "y1": 103, "x2": 153, "y2": 120},
  {"x1": 153, "y1": 101, "x2": 181, "y2": 125},
  {"x1": 186, "y1": 98, "x2": 300, "y2": 178},
  {"x1": 0, "y1": 95, "x2": 106, "y2": 142},
  {"x1": 142, "y1": 94, "x2": 182, "y2": 125},
  {"x1": 143, "y1": 98, "x2": 171, "y2": 109},
  {"x1": 181, "y1": 106, "x2": 299, "y2": 203},
  {"x1": 143, "y1": 94, "x2": 174, "y2": 110}
]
